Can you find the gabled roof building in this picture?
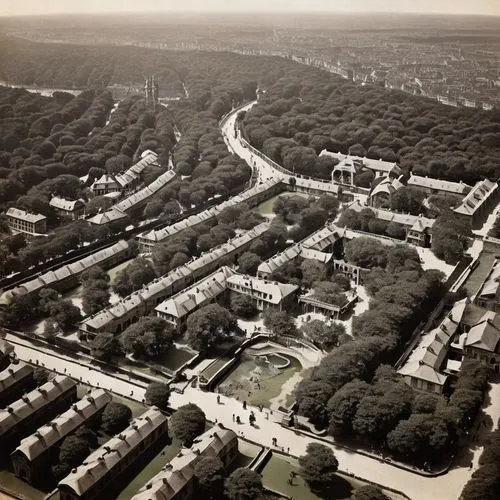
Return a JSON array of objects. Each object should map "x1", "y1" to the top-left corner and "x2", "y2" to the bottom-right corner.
[
  {"x1": 453, "y1": 179, "x2": 499, "y2": 227},
  {"x1": 6, "y1": 208, "x2": 47, "y2": 237},
  {"x1": 49, "y1": 197, "x2": 85, "y2": 220},
  {"x1": 57, "y1": 408, "x2": 168, "y2": 500},
  {"x1": 0, "y1": 240, "x2": 131, "y2": 306},
  {"x1": 132, "y1": 426, "x2": 237, "y2": 500},
  {"x1": 80, "y1": 223, "x2": 270, "y2": 337},
  {"x1": 156, "y1": 267, "x2": 235, "y2": 330},
  {"x1": 0, "y1": 376, "x2": 77, "y2": 451},
  {"x1": 0, "y1": 361, "x2": 34, "y2": 407},
  {"x1": 11, "y1": 389, "x2": 111, "y2": 485},
  {"x1": 137, "y1": 179, "x2": 282, "y2": 251}
]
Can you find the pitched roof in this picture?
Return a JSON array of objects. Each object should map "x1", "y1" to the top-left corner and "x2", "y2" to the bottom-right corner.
[
  {"x1": 132, "y1": 427, "x2": 237, "y2": 500},
  {"x1": 6, "y1": 208, "x2": 46, "y2": 224},
  {"x1": 13, "y1": 389, "x2": 111, "y2": 461},
  {"x1": 227, "y1": 274, "x2": 298, "y2": 304},
  {"x1": 114, "y1": 170, "x2": 175, "y2": 213},
  {"x1": 58, "y1": 408, "x2": 167, "y2": 496},
  {"x1": 156, "y1": 267, "x2": 235, "y2": 319},
  {"x1": 397, "y1": 300, "x2": 467, "y2": 385},
  {"x1": 0, "y1": 240, "x2": 129, "y2": 305},
  {"x1": 139, "y1": 179, "x2": 280, "y2": 245},
  {"x1": 82, "y1": 224, "x2": 270, "y2": 332},
  {"x1": 49, "y1": 197, "x2": 84, "y2": 212},
  {"x1": 0, "y1": 362, "x2": 33, "y2": 393},
  {"x1": 320, "y1": 150, "x2": 401, "y2": 174},
  {"x1": 465, "y1": 319, "x2": 500, "y2": 353},
  {"x1": 348, "y1": 200, "x2": 435, "y2": 229},
  {"x1": 0, "y1": 376, "x2": 77, "y2": 435},
  {"x1": 407, "y1": 174, "x2": 470, "y2": 195},
  {"x1": 87, "y1": 208, "x2": 128, "y2": 225},
  {"x1": 477, "y1": 259, "x2": 500, "y2": 300},
  {"x1": 454, "y1": 179, "x2": 498, "y2": 216}
]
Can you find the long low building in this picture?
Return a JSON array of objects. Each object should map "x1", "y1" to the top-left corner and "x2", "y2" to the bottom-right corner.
[
  {"x1": 407, "y1": 174, "x2": 470, "y2": 197},
  {"x1": 0, "y1": 376, "x2": 77, "y2": 451},
  {"x1": 257, "y1": 224, "x2": 343, "y2": 278},
  {"x1": 453, "y1": 179, "x2": 499, "y2": 227},
  {"x1": 0, "y1": 240, "x2": 132, "y2": 306},
  {"x1": 88, "y1": 169, "x2": 176, "y2": 225},
  {"x1": 57, "y1": 408, "x2": 168, "y2": 500},
  {"x1": 137, "y1": 178, "x2": 282, "y2": 252},
  {"x1": 115, "y1": 150, "x2": 160, "y2": 193},
  {"x1": 80, "y1": 223, "x2": 270, "y2": 338},
  {"x1": 321, "y1": 150, "x2": 402, "y2": 181},
  {"x1": 11, "y1": 389, "x2": 111, "y2": 485},
  {"x1": 132, "y1": 426, "x2": 238, "y2": 500},
  {"x1": 348, "y1": 200, "x2": 436, "y2": 247},
  {"x1": 156, "y1": 267, "x2": 235, "y2": 331},
  {"x1": 0, "y1": 361, "x2": 34, "y2": 408},
  {"x1": 474, "y1": 258, "x2": 500, "y2": 312}
]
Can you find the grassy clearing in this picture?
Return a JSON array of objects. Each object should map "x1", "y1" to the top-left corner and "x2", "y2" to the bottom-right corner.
[{"x1": 116, "y1": 438, "x2": 183, "y2": 500}]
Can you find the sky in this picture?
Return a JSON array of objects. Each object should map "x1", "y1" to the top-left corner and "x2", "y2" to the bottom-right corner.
[{"x1": 1, "y1": 0, "x2": 500, "y2": 17}]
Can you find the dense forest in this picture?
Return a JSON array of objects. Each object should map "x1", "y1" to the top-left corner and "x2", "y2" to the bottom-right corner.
[{"x1": 241, "y1": 69, "x2": 500, "y2": 184}]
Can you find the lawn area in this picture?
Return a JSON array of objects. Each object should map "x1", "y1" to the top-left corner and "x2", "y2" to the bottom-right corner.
[
  {"x1": 262, "y1": 455, "x2": 394, "y2": 500},
  {"x1": 107, "y1": 258, "x2": 135, "y2": 284},
  {"x1": 155, "y1": 344, "x2": 196, "y2": 371},
  {"x1": 256, "y1": 193, "x2": 308, "y2": 216},
  {"x1": 218, "y1": 354, "x2": 302, "y2": 408},
  {"x1": 461, "y1": 251, "x2": 495, "y2": 296},
  {"x1": 0, "y1": 471, "x2": 47, "y2": 500},
  {"x1": 116, "y1": 437, "x2": 182, "y2": 500}
]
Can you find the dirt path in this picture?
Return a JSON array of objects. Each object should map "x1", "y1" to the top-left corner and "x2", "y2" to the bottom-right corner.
[{"x1": 269, "y1": 370, "x2": 303, "y2": 410}]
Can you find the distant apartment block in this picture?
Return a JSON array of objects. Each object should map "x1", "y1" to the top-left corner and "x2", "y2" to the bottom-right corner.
[{"x1": 6, "y1": 208, "x2": 47, "y2": 237}]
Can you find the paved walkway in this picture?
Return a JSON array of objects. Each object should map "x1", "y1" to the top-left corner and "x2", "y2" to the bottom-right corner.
[{"x1": 6, "y1": 332, "x2": 500, "y2": 500}]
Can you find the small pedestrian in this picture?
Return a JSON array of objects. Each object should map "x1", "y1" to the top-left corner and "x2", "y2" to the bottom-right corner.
[
  {"x1": 287, "y1": 447, "x2": 290, "y2": 454},
  {"x1": 217, "y1": 395, "x2": 220, "y2": 404},
  {"x1": 232, "y1": 414, "x2": 235, "y2": 422},
  {"x1": 243, "y1": 400, "x2": 247, "y2": 410}
]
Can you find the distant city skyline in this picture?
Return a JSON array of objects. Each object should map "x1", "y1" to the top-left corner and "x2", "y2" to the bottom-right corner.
[{"x1": 1, "y1": 0, "x2": 500, "y2": 17}]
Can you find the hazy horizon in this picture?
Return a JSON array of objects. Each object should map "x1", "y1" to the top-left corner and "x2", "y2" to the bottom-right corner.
[{"x1": 1, "y1": 0, "x2": 500, "y2": 17}]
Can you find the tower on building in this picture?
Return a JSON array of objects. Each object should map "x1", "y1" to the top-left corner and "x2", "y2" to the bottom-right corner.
[{"x1": 145, "y1": 76, "x2": 159, "y2": 111}]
